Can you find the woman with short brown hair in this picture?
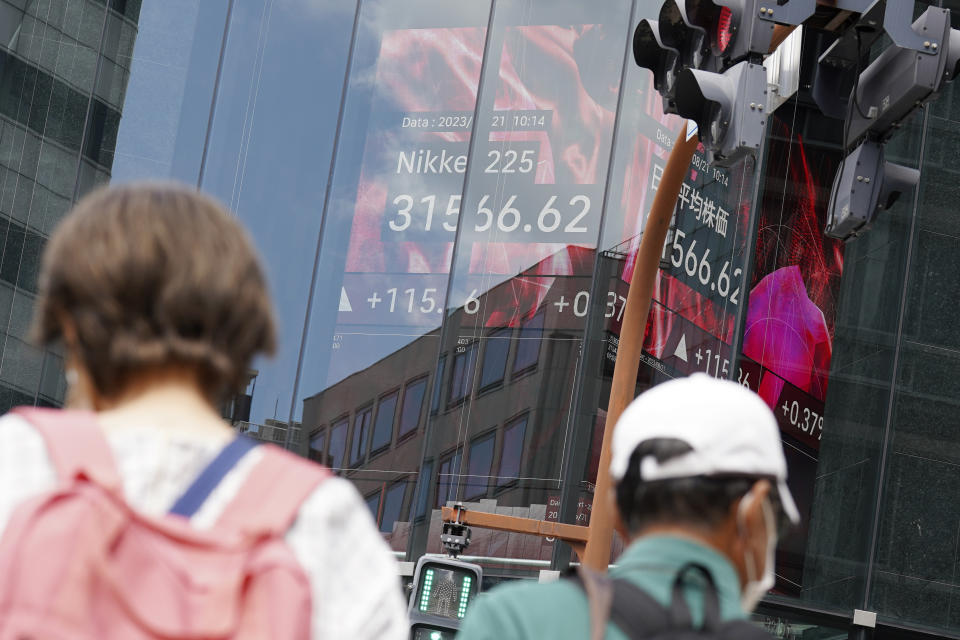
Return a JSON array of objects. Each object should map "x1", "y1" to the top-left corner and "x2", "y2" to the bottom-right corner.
[{"x1": 0, "y1": 183, "x2": 408, "y2": 639}]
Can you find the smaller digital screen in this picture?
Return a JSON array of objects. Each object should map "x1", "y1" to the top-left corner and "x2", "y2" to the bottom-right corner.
[{"x1": 417, "y1": 565, "x2": 476, "y2": 619}]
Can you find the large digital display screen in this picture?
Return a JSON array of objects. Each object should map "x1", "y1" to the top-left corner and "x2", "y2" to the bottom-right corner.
[
  {"x1": 335, "y1": 26, "x2": 486, "y2": 335},
  {"x1": 608, "y1": 100, "x2": 842, "y2": 592}
]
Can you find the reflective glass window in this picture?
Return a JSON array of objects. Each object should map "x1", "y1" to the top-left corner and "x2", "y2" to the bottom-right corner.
[
  {"x1": 512, "y1": 312, "x2": 544, "y2": 374},
  {"x1": 415, "y1": 459, "x2": 434, "y2": 519},
  {"x1": 436, "y1": 450, "x2": 462, "y2": 508},
  {"x1": 448, "y1": 344, "x2": 477, "y2": 405},
  {"x1": 465, "y1": 433, "x2": 495, "y2": 500},
  {"x1": 479, "y1": 329, "x2": 510, "y2": 390},
  {"x1": 380, "y1": 482, "x2": 406, "y2": 534},
  {"x1": 365, "y1": 492, "x2": 381, "y2": 522},
  {"x1": 498, "y1": 416, "x2": 526, "y2": 486},
  {"x1": 308, "y1": 429, "x2": 326, "y2": 465},
  {"x1": 328, "y1": 418, "x2": 348, "y2": 470},
  {"x1": 398, "y1": 377, "x2": 427, "y2": 438},
  {"x1": 350, "y1": 406, "x2": 373, "y2": 466},
  {"x1": 370, "y1": 391, "x2": 398, "y2": 455}
]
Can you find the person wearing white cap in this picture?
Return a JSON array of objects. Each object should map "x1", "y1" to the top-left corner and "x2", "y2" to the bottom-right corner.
[{"x1": 457, "y1": 373, "x2": 799, "y2": 640}]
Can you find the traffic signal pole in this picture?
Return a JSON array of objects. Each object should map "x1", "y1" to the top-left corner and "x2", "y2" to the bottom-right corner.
[{"x1": 581, "y1": 120, "x2": 700, "y2": 570}]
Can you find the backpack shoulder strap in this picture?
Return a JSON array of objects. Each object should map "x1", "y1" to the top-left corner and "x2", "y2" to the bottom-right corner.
[
  {"x1": 169, "y1": 435, "x2": 260, "y2": 517},
  {"x1": 670, "y1": 563, "x2": 721, "y2": 631},
  {"x1": 569, "y1": 567, "x2": 614, "y2": 640},
  {"x1": 214, "y1": 443, "x2": 331, "y2": 537},
  {"x1": 608, "y1": 578, "x2": 675, "y2": 639},
  {"x1": 11, "y1": 406, "x2": 121, "y2": 492},
  {"x1": 569, "y1": 567, "x2": 673, "y2": 640}
]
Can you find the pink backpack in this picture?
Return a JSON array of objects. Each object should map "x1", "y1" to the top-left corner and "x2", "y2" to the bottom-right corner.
[{"x1": 0, "y1": 407, "x2": 330, "y2": 639}]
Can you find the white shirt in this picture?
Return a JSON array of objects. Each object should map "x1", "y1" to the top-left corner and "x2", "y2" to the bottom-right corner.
[{"x1": 0, "y1": 413, "x2": 409, "y2": 639}]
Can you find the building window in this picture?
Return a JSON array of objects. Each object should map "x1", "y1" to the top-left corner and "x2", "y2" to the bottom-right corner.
[
  {"x1": 465, "y1": 433, "x2": 495, "y2": 500},
  {"x1": 379, "y1": 482, "x2": 407, "y2": 533},
  {"x1": 513, "y1": 311, "x2": 544, "y2": 374},
  {"x1": 328, "y1": 418, "x2": 348, "y2": 471},
  {"x1": 350, "y1": 406, "x2": 373, "y2": 466},
  {"x1": 308, "y1": 428, "x2": 326, "y2": 464},
  {"x1": 431, "y1": 355, "x2": 446, "y2": 414},
  {"x1": 479, "y1": 328, "x2": 511, "y2": 390},
  {"x1": 436, "y1": 450, "x2": 462, "y2": 508},
  {"x1": 370, "y1": 391, "x2": 398, "y2": 455},
  {"x1": 398, "y1": 377, "x2": 427, "y2": 439},
  {"x1": 448, "y1": 344, "x2": 477, "y2": 405},
  {"x1": 415, "y1": 460, "x2": 434, "y2": 519},
  {"x1": 365, "y1": 492, "x2": 381, "y2": 523},
  {"x1": 498, "y1": 416, "x2": 527, "y2": 486}
]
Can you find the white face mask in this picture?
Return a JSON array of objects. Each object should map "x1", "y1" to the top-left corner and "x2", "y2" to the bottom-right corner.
[{"x1": 737, "y1": 491, "x2": 777, "y2": 612}]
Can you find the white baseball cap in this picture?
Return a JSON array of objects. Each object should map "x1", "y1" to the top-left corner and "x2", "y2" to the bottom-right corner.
[{"x1": 609, "y1": 373, "x2": 800, "y2": 525}]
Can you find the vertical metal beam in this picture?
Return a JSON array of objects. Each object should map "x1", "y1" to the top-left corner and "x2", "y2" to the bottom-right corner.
[
  {"x1": 197, "y1": 0, "x2": 236, "y2": 189},
  {"x1": 282, "y1": 0, "x2": 364, "y2": 451},
  {"x1": 551, "y1": 0, "x2": 639, "y2": 572}
]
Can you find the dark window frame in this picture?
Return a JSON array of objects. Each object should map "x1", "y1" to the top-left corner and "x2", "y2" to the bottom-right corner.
[
  {"x1": 379, "y1": 480, "x2": 408, "y2": 534},
  {"x1": 496, "y1": 413, "x2": 529, "y2": 491},
  {"x1": 327, "y1": 416, "x2": 350, "y2": 472},
  {"x1": 465, "y1": 430, "x2": 497, "y2": 501},
  {"x1": 435, "y1": 448, "x2": 463, "y2": 509},
  {"x1": 478, "y1": 328, "x2": 512, "y2": 393},
  {"x1": 369, "y1": 389, "x2": 400, "y2": 458},
  {"x1": 308, "y1": 426, "x2": 327, "y2": 465},
  {"x1": 349, "y1": 404, "x2": 373, "y2": 467},
  {"x1": 511, "y1": 311, "x2": 544, "y2": 378},
  {"x1": 364, "y1": 490, "x2": 382, "y2": 526},
  {"x1": 447, "y1": 342, "x2": 477, "y2": 407},
  {"x1": 397, "y1": 375, "x2": 428, "y2": 441}
]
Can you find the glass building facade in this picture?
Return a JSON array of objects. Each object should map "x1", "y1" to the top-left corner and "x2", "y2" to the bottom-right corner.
[{"x1": 2, "y1": 0, "x2": 960, "y2": 638}]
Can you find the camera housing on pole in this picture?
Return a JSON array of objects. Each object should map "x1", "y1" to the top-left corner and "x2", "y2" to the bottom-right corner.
[
  {"x1": 842, "y1": 6, "x2": 960, "y2": 148},
  {"x1": 825, "y1": 139, "x2": 920, "y2": 241}
]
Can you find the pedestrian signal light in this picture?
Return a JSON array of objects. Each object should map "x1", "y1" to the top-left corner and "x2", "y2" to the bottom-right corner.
[
  {"x1": 825, "y1": 140, "x2": 919, "y2": 241},
  {"x1": 408, "y1": 555, "x2": 483, "y2": 636}
]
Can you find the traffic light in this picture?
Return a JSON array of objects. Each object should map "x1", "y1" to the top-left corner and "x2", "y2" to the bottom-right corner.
[
  {"x1": 634, "y1": 0, "x2": 813, "y2": 164},
  {"x1": 633, "y1": 19, "x2": 680, "y2": 99},
  {"x1": 672, "y1": 60, "x2": 767, "y2": 166},
  {"x1": 658, "y1": 0, "x2": 711, "y2": 71},
  {"x1": 681, "y1": 0, "x2": 814, "y2": 66},
  {"x1": 407, "y1": 555, "x2": 482, "y2": 636},
  {"x1": 825, "y1": 139, "x2": 919, "y2": 241}
]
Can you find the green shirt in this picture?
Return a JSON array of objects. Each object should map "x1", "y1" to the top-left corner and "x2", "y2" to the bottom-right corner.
[{"x1": 456, "y1": 536, "x2": 746, "y2": 640}]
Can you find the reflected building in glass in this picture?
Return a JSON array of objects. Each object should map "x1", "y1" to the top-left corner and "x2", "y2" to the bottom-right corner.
[
  {"x1": 3, "y1": 0, "x2": 960, "y2": 638},
  {"x1": 0, "y1": 0, "x2": 139, "y2": 411}
]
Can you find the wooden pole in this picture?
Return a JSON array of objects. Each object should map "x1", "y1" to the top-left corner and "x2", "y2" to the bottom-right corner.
[{"x1": 581, "y1": 120, "x2": 700, "y2": 571}]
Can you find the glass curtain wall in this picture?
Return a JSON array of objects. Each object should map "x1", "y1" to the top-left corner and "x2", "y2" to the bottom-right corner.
[
  {"x1": 0, "y1": 0, "x2": 141, "y2": 412},
  {"x1": 7, "y1": 0, "x2": 960, "y2": 637}
]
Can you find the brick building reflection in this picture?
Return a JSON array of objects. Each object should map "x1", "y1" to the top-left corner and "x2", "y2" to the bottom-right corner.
[{"x1": 298, "y1": 244, "x2": 633, "y2": 563}]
